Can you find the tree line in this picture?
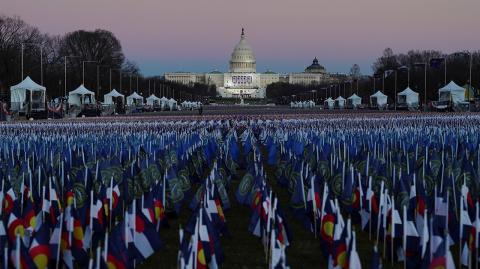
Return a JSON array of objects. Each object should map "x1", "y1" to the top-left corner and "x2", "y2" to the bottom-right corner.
[
  {"x1": 267, "y1": 48, "x2": 480, "y2": 104},
  {"x1": 0, "y1": 15, "x2": 205, "y2": 102}
]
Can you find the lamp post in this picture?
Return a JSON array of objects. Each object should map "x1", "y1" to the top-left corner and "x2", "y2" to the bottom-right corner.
[
  {"x1": 356, "y1": 78, "x2": 359, "y2": 94},
  {"x1": 21, "y1": 42, "x2": 43, "y2": 84},
  {"x1": 454, "y1": 51, "x2": 473, "y2": 95},
  {"x1": 394, "y1": 70, "x2": 397, "y2": 110},
  {"x1": 82, "y1": 60, "x2": 97, "y2": 85},
  {"x1": 136, "y1": 76, "x2": 139, "y2": 93},
  {"x1": 96, "y1": 65, "x2": 109, "y2": 97},
  {"x1": 384, "y1": 69, "x2": 397, "y2": 110},
  {"x1": 64, "y1": 55, "x2": 81, "y2": 97},
  {"x1": 444, "y1": 56, "x2": 447, "y2": 85},
  {"x1": 109, "y1": 69, "x2": 122, "y2": 91},
  {"x1": 414, "y1": 62, "x2": 427, "y2": 108},
  {"x1": 349, "y1": 80, "x2": 353, "y2": 97},
  {"x1": 398, "y1": 66, "x2": 410, "y2": 87},
  {"x1": 148, "y1": 80, "x2": 151, "y2": 96},
  {"x1": 129, "y1": 74, "x2": 132, "y2": 93},
  {"x1": 431, "y1": 57, "x2": 447, "y2": 85},
  {"x1": 382, "y1": 72, "x2": 385, "y2": 92}
]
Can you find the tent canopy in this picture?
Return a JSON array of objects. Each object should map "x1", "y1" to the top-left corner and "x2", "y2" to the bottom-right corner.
[
  {"x1": 104, "y1": 89, "x2": 124, "y2": 105},
  {"x1": 397, "y1": 87, "x2": 419, "y2": 106},
  {"x1": 335, "y1": 96, "x2": 345, "y2": 101},
  {"x1": 166, "y1": 98, "x2": 177, "y2": 110},
  {"x1": 68, "y1": 85, "x2": 95, "y2": 106},
  {"x1": 348, "y1": 93, "x2": 361, "y2": 100},
  {"x1": 397, "y1": 87, "x2": 419, "y2": 97},
  {"x1": 146, "y1": 94, "x2": 161, "y2": 101},
  {"x1": 69, "y1": 84, "x2": 94, "y2": 96},
  {"x1": 438, "y1": 81, "x2": 465, "y2": 103},
  {"x1": 370, "y1": 91, "x2": 388, "y2": 106},
  {"x1": 10, "y1": 76, "x2": 46, "y2": 110},
  {"x1": 439, "y1": 81, "x2": 464, "y2": 93},
  {"x1": 126, "y1": 92, "x2": 144, "y2": 106},
  {"x1": 370, "y1": 91, "x2": 387, "y2": 98},
  {"x1": 146, "y1": 94, "x2": 161, "y2": 106},
  {"x1": 127, "y1": 92, "x2": 143, "y2": 99},
  {"x1": 10, "y1": 76, "x2": 46, "y2": 93},
  {"x1": 324, "y1": 97, "x2": 335, "y2": 107},
  {"x1": 347, "y1": 93, "x2": 362, "y2": 107},
  {"x1": 105, "y1": 89, "x2": 124, "y2": 98}
]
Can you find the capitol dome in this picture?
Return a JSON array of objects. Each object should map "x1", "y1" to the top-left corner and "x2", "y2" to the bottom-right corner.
[
  {"x1": 305, "y1": 57, "x2": 326, "y2": 74},
  {"x1": 229, "y1": 28, "x2": 256, "y2": 73}
]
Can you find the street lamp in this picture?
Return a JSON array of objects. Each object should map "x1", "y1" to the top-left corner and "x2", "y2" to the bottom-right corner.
[
  {"x1": 64, "y1": 55, "x2": 81, "y2": 97},
  {"x1": 82, "y1": 60, "x2": 98, "y2": 85},
  {"x1": 21, "y1": 42, "x2": 43, "y2": 84},
  {"x1": 96, "y1": 65, "x2": 109, "y2": 97},
  {"x1": 414, "y1": 62, "x2": 427, "y2": 108},
  {"x1": 109, "y1": 69, "x2": 122, "y2": 91},
  {"x1": 454, "y1": 51, "x2": 473, "y2": 93},
  {"x1": 398, "y1": 66, "x2": 410, "y2": 87},
  {"x1": 385, "y1": 69, "x2": 398, "y2": 110},
  {"x1": 136, "y1": 75, "x2": 139, "y2": 93},
  {"x1": 430, "y1": 57, "x2": 447, "y2": 85},
  {"x1": 129, "y1": 74, "x2": 132, "y2": 93}
]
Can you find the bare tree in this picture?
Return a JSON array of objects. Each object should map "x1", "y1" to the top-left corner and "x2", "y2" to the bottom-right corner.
[
  {"x1": 58, "y1": 29, "x2": 126, "y2": 91},
  {"x1": 0, "y1": 15, "x2": 43, "y2": 96}
]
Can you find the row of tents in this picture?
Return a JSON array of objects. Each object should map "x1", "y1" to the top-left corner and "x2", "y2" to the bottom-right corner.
[
  {"x1": 70, "y1": 86, "x2": 179, "y2": 109},
  {"x1": 291, "y1": 81, "x2": 473, "y2": 110},
  {"x1": 9, "y1": 76, "x2": 183, "y2": 115},
  {"x1": 103, "y1": 89, "x2": 179, "y2": 109},
  {"x1": 8, "y1": 76, "x2": 476, "y2": 115}
]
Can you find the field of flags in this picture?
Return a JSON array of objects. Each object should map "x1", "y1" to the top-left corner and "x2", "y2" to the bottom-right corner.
[{"x1": 1, "y1": 112, "x2": 480, "y2": 268}]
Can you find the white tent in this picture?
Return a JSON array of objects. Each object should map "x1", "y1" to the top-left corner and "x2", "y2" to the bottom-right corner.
[
  {"x1": 126, "y1": 92, "x2": 144, "y2": 106},
  {"x1": 146, "y1": 94, "x2": 161, "y2": 106},
  {"x1": 182, "y1": 100, "x2": 200, "y2": 109},
  {"x1": 397, "y1": 87, "x2": 419, "y2": 107},
  {"x1": 324, "y1": 97, "x2": 334, "y2": 109},
  {"x1": 167, "y1": 98, "x2": 177, "y2": 110},
  {"x1": 370, "y1": 91, "x2": 388, "y2": 108},
  {"x1": 10, "y1": 76, "x2": 46, "y2": 111},
  {"x1": 68, "y1": 85, "x2": 95, "y2": 106},
  {"x1": 347, "y1": 94, "x2": 362, "y2": 108},
  {"x1": 160, "y1": 96, "x2": 169, "y2": 109},
  {"x1": 335, "y1": 96, "x2": 346, "y2": 108},
  {"x1": 438, "y1": 81, "x2": 466, "y2": 104},
  {"x1": 104, "y1": 89, "x2": 124, "y2": 105}
]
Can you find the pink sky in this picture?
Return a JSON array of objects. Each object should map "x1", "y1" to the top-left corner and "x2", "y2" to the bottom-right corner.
[{"x1": 3, "y1": 0, "x2": 480, "y2": 76}]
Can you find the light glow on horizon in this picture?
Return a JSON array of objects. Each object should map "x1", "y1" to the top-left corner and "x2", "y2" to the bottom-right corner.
[{"x1": 3, "y1": 0, "x2": 480, "y2": 76}]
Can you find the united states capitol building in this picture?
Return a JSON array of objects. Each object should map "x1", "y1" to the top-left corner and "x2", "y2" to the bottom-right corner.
[{"x1": 165, "y1": 29, "x2": 347, "y2": 98}]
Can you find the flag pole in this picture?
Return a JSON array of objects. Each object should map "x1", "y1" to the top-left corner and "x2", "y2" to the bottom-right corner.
[
  {"x1": 403, "y1": 205, "x2": 407, "y2": 269},
  {"x1": 56, "y1": 213, "x2": 64, "y2": 269},
  {"x1": 390, "y1": 194, "x2": 395, "y2": 265},
  {"x1": 476, "y1": 202, "x2": 479, "y2": 269},
  {"x1": 3, "y1": 246, "x2": 7, "y2": 269}
]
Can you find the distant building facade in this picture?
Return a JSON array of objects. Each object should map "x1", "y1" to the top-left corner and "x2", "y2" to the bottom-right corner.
[{"x1": 164, "y1": 29, "x2": 346, "y2": 98}]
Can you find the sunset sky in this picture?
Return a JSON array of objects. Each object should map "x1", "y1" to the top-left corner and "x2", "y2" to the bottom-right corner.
[{"x1": 3, "y1": 0, "x2": 479, "y2": 76}]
